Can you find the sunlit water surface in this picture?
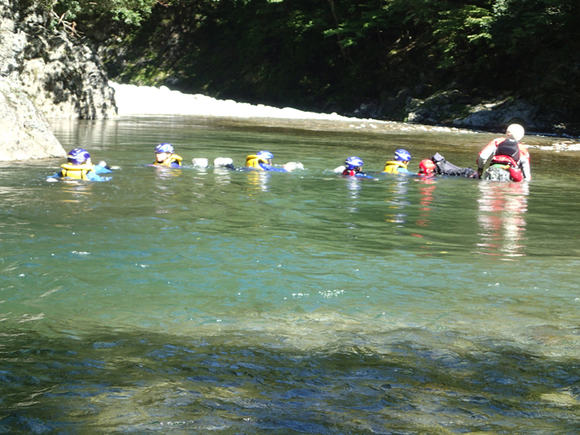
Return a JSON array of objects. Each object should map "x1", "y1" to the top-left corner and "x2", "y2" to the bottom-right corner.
[{"x1": 2, "y1": 117, "x2": 580, "y2": 434}]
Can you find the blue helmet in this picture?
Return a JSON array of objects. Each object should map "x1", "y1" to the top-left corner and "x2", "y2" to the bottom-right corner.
[
  {"x1": 345, "y1": 156, "x2": 364, "y2": 170},
  {"x1": 67, "y1": 148, "x2": 90, "y2": 165},
  {"x1": 394, "y1": 149, "x2": 411, "y2": 162},
  {"x1": 257, "y1": 150, "x2": 274, "y2": 160},
  {"x1": 155, "y1": 143, "x2": 174, "y2": 154}
]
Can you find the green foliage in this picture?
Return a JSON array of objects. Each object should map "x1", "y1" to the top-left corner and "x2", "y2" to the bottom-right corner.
[
  {"x1": 433, "y1": 4, "x2": 494, "y2": 70},
  {"x1": 90, "y1": 0, "x2": 580, "y2": 125},
  {"x1": 36, "y1": 0, "x2": 157, "y2": 26}
]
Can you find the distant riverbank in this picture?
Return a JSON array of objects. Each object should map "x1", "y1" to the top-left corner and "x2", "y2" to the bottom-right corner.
[{"x1": 110, "y1": 82, "x2": 580, "y2": 152}]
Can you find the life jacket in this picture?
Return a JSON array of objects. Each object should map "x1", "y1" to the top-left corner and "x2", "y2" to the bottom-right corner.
[
  {"x1": 488, "y1": 155, "x2": 523, "y2": 182},
  {"x1": 495, "y1": 138, "x2": 521, "y2": 162},
  {"x1": 153, "y1": 154, "x2": 183, "y2": 167},
  {"x1": 383, "y1": 160, "x2": 407, "y2": 173},
  {"x1": 60, "y1": 163, "x2": 95, "y2": 180},
  {"x1": 342, "y1": 168, "x2": 367, "y2": 177},
  {"x1": 245, "y1": 155, "x2": 269, "y2": 170},
  {"x1": 490, "y1": 154, "x2": 518, "y2": 168}
]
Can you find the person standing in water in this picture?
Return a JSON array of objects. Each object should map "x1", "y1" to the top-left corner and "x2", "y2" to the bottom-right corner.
[{"x1": 477, "y1": 124, "x2": 531, "y2": 181}]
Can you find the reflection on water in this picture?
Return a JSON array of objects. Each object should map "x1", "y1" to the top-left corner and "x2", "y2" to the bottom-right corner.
[
  {"x1": 416, "y1": 176, "x2": 437, "y2": 227},
  {"x1": 2, "y1": 117, "x2": 580, "y2": 433},
  {"x1": 384, "y1": 176, "x2": 410, "y2": 225},
  {"x1": 246, "y1": 170, "x2": 271, "y2": 193},
  {"x1": 476, "y1": 181, "x2": 529, "y2": 258}
]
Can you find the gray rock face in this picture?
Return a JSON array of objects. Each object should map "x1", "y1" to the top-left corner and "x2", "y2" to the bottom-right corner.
[
  {"x1": 1, "y1": 0, "x2": 117, "y2": 161},
  {"x1": 0, "y1": 80, "x2": 65, "y2": 161}
]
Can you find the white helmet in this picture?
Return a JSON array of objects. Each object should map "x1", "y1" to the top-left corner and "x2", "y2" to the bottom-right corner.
[{"x1": 506, "y1": 124, "x2": 525, "y2": 142}]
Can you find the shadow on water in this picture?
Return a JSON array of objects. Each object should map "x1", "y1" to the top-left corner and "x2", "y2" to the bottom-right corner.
[{"x1": 2, "y1": 326, "x2": 580, "y2": 434}]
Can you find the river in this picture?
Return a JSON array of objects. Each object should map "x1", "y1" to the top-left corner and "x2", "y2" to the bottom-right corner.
[{"x1": 1, "y1": 115, "x2": 580, "y2": 434}]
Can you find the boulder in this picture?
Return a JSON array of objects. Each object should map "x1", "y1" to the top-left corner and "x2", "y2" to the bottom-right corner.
[
  {"x1": 0, "y1": 81, "x2": 65, "y2": 161},
  {"x1": 0, "y1": 0, "x2": 117, "y2": 161}
]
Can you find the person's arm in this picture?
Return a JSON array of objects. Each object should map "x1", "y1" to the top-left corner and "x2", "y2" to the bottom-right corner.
[
  {"x1": 48, "y1": 171, "x2": 63, "y2": 179},
  {"x1": 259, "y1": 163, "x2": 287, "y2": 172},
  {"x1": 86, "y1": 171, "x2": 111, "y2": 182},
  {"x1": 93, "y1": 165, "x2": 113, "y2": 174},
  {"x1": 477, "y1": 138, "x2": 502, "y2": 174},
  {"x1": 519, "y1": 157, "x2": 531, "y2": 180}
]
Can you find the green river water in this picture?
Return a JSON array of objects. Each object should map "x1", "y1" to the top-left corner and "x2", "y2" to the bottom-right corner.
[{"x1": 1, "y1": 116, "x2": 580, "y2": 434}]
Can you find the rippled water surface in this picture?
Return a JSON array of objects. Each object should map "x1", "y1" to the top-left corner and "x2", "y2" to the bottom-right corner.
[{"x1": 2, "y1": 117, "x2": 580, "y2": 434}]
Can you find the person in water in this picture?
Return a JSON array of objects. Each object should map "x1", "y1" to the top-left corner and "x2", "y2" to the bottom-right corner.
[
  {"x1": 418, "y1": 159, "x2": 436, "y2": 178},
  {"x1": 383, "y1": 149, "x2": 412, "y2": 174},
  {"x1": 153, "y1": 143, "x2": 182, "y2": 168},
  {"x1": 477, "y1": 124, "x2": 531, "y2": 181},
  {"x1": 50, "y1": 148, "x2": 112, "y2": 181},
  {"x1": 341, "y1": 156, "x2": 368, "y2": 177},
  {"x1": 245, "y1": 151, "x2": 288, "y2": 172}
]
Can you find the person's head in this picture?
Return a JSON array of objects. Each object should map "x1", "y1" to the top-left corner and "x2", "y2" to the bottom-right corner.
[
  {"x1": 67, "y1": 148, "x2": 91, "y2": 166},
  {"x1": 419, "y1": 159, "x2": 436, "y2": 176},
  {"x1": 345, "y1": 156, "x2": 364, "y2": 172},
  {"x1": 506, "y1": 124, "x2": 525, "y2": 142},
  {"x1": 256, "y1": 150, "x2": 274, "y2": 165},
  {"x1": 155, "y1": 143, "x2": 174, "y2": 163},
  {"x1": 394, "y1": 149, "x2": 411, "y2": 163}
]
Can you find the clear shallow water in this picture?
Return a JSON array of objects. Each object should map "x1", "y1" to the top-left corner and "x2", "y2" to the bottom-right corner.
[{"x1": 2, "y1": 117, "x2": 580, "y2": 433}]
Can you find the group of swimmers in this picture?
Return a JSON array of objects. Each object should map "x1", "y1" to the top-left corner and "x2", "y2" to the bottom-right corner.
[
  {"x1": 48, "y1": 124, "x2": 531, "y2": 183},
  {"x1": 339, "y1": 123, "x2": 531, "y2": 182}
]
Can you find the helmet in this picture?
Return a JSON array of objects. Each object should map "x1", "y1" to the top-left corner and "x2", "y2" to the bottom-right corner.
[
  {"x1": 256, "y1": 150, "x2": 274, "y2": 160},
  {"x1": 67, "y1": 148, "x2": 90, "y2": 165},
  {"x1": 506, "y1": 124, "x2": 525, "y2": 142},
  {"x1": 394, "y1": 149, "x2": 411, "y2": 162},
  {"x1": 419, "y1": 159, "x2": 436, "y2": 174},
  {"x1": 155, "y1": 143, "x2": 174, "y2": 154},
  {"x1": 345, "y1": 156, "x2": 364, "y2": 170}
]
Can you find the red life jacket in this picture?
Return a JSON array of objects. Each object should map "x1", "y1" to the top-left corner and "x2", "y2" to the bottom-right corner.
[{"x1": 490, "y1": 155, "x2": 523, "y2": 182}]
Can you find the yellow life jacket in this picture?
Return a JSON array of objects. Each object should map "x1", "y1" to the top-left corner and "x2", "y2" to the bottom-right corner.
[
  {"x1": 383, "y1": 160, "x2": 407, "y2": 173},
  {"x1": 60, "y1": 163, "x2": 95, "y2": 180},
  {"x1": 153, "y1": 154, "x2": 183, "y2": 167},
  {"x1": 245, "y1": 155, "x2": 268, "y2": 170}
]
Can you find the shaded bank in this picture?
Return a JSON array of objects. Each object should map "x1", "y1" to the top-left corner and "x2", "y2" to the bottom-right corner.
[{"x1": 96, "y1": 0, "x2": 580, "y2": 136}]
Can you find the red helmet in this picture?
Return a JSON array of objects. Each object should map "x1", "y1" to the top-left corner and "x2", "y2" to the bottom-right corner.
[{"x1": 419, "y1": 159, "x2": 436, "y2": 174}]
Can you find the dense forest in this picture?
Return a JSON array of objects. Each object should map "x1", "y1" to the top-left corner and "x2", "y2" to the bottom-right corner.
[{"x1": 38, "y1": 0, "x2": 580, "y2": 133}]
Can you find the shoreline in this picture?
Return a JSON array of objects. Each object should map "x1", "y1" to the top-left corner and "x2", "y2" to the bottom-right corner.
[{"x1": 109, "y1": 82, "x2": 580, "y2": 151}]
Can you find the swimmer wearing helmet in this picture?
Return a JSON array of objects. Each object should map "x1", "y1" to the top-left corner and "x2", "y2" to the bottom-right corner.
[
  {"x1": 153, "y1": 143, "x2": 183, "y2": 168},
  {"x1": 245, "y1": 151, "x2": 288, "y2": 172},
  {"x1": 383, "y1": 149, "x2": 413, "y2": 174},
  {"x1": 342, "y1": 156, "x2": 369, "y2": 177},
  {"x1": 50, "y1": 148, "x2": 112, "y2": 181}
]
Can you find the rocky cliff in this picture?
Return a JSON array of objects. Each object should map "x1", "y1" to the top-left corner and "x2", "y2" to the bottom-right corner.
[{"x1": 0, "y1": 0, "x2": 117, "y2": 161}]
